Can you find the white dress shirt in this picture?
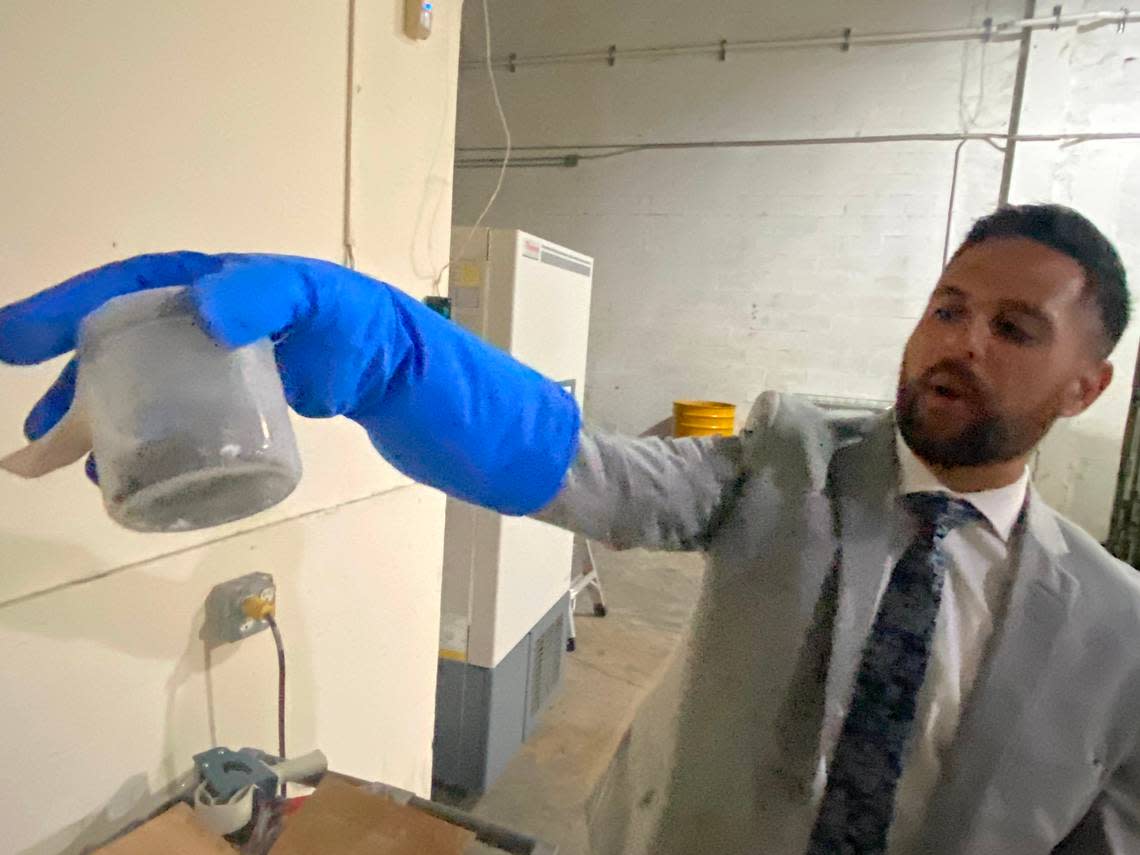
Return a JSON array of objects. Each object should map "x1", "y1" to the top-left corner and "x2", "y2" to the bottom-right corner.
[{"x1": 814, "y1": 432, "x2": 1030, "y2": 854}]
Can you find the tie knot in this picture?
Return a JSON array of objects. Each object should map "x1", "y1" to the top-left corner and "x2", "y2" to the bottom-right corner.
[{"x1": 903, "y1": 492, "x2": 981, "y2": 539}]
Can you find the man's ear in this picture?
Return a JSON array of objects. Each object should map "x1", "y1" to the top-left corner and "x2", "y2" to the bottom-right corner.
[{"x1": 1059, "y1": 360, "x2": 1113, "y2": 417}]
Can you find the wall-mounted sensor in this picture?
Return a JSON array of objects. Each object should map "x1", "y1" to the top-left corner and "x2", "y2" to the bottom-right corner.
[{"x1": 405, "y1": 0, "x2": 433, "y2": 40}]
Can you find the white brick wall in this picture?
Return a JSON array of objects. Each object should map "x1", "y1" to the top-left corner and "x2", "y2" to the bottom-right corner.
[
  {"x1": 453, "y1": 0, "x2": 1140, "y2": 539},
  {"x1": 1010, "y1": 3, "x2": 1140, "y2": 537}
]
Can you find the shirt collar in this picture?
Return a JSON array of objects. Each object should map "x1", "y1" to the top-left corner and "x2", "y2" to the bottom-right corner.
[{"x1": 895, "y1": 430, "x2": 1029, "y2": 543}]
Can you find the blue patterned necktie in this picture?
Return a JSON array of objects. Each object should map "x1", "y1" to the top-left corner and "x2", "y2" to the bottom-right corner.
[{"x1": 806, "y1": 492, "x2": 982, "y2": 855}]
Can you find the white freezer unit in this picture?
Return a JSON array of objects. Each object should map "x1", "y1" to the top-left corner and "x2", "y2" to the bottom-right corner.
[
  {"x1": 434, "y1": 228, "x2": 593, "y2": 794},
  {"x1": 439, "y1": 228, "x2": 592, "y2": 670}
]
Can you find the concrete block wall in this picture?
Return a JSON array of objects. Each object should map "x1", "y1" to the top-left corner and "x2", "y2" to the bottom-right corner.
[{"x1": 452, "y1": 0, "x2": 1140, "y2": 538}]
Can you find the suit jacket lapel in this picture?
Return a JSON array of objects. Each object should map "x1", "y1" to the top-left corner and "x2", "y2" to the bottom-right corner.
[
  {"x1": 919, "y1": 486, "x2": 1079, "y2": 853},
  {"x1": 820, "y1": 413, "x2": 900, "y2": 754}
]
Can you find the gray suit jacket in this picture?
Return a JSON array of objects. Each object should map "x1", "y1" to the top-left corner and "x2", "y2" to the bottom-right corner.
[{"x1": 537, "y1": 392, "x2": 1140, "y2": 854}]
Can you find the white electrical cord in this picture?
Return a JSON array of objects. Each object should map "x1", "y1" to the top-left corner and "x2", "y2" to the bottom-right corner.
[
  {"x1": 342, "y1": 0, "x2": 358, "y2": 269},
  {"x1": 944, "y1": 18, "x2": 993, "y2": 270},
  {"x1": 958, "y1": 35, "x2": 988, "y2": 133},
  {"x1": 449, "y1": 0, "x2": 510, "y2": 770},
  {"x1": 415, "y1": 12, "x2": 459, "y2": 284},
  {"x1": 432, "y1": 0, "x2": 512, "y2": 294}
]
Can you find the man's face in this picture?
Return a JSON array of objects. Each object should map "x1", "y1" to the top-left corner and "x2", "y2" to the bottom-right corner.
[{"x1": 897, "y1": 237, "x2": 1112, "y2": 468}]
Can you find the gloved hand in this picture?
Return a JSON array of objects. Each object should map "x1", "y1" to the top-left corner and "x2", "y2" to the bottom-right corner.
[{"x1": 0, "y1": 252, "x2": 580, "y2": 515}]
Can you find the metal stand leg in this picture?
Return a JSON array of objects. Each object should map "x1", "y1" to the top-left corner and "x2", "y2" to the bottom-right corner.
[
  {"x1": 567, "y1": 540, "x2": 607, "y2": 652},
  {"x1": 566, "y1": 601, "x2": 577, "y2": 653},
  {"x1": 582, "y1": 541, "x2": 607, "y2": 617}
]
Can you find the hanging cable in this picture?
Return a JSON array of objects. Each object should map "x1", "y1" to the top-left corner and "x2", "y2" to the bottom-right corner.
[
  {"x1": 266, "y1": 613, "x2": 288, "y2": 798},
  {"x1": 241, "y1": 595, "x2": 288, "y2": 798},
  {"x1": 957, "y1": 23, "x2": 989, "y2": 132},
  {"x1": 432, "y1": 0, "x2": 512, "y2": 294},
  {"x1": 342, "y1": 0, "x2": 358, "y2": 269},
  {"x1": 413, "y1": 10, "x2": 460, "y2": 285}
]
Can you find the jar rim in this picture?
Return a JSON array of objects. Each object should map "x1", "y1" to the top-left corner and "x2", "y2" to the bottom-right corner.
[{"x1": 78, "y1": 286, "x2": 194, "y2": 350}]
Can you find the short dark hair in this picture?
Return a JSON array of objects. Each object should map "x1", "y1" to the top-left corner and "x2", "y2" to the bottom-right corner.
[{"x1": 956, "y1": 203, "x2": 1130, "y2": 353}]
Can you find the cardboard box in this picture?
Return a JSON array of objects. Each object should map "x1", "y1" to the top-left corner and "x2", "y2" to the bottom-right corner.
[
  {"x1": 269, "y1": 777, "x2": 475, "y2": 855},
  {"x1": 95, "y1": 803, "x2": 233, "y2": 855},
  {"x1": 95, "y1": 776, "x2": 476, "y2": 854}
]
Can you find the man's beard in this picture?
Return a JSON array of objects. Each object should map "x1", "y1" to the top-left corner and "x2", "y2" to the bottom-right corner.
[{"x1": 896, "y1": 361, "x2": 1049, "y2": 468}]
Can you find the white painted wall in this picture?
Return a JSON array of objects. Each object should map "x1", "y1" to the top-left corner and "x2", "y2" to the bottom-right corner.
[
  {"x1": 452, "y1": 0, "x2": 1140, "y2": 539},
  {"x1": 0, "y1": 2, "x2": 462, "y2": 852}
]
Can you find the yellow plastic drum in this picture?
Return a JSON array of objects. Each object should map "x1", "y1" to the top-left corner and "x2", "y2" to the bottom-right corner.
[{"x1": 673, "y1": 400, "x2": 736, "y2": 437}]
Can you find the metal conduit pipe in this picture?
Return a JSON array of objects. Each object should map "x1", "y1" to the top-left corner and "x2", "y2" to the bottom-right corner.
[
  {"x1": 460, "y1": 8, "x2": 1140, "y2": 71},
  {"x1": 455, "y1": 132, "x2": 1140, "y2": 168}
]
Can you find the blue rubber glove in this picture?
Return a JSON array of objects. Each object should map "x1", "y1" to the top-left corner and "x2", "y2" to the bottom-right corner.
[{"x1": 0, "y1": 252, "x2": 580, "y2": 515}]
